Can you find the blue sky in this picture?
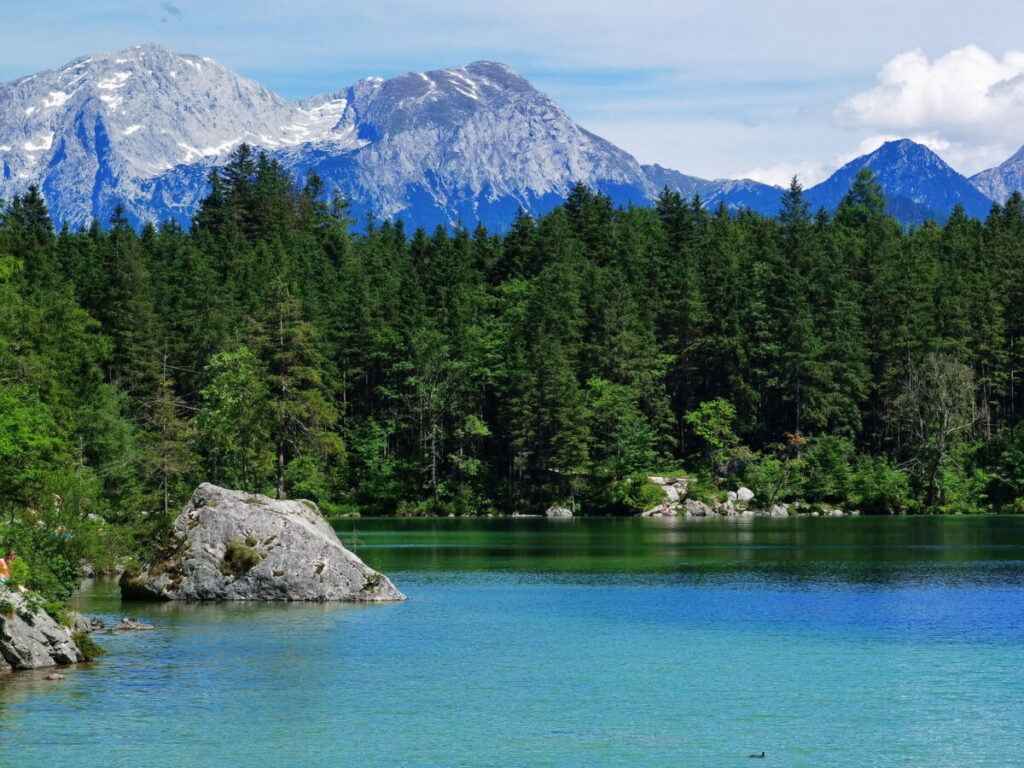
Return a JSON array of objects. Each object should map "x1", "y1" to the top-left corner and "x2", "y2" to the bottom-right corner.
[{"x1": 4, "y1": 0, "x2": 1024, "y2": 184}]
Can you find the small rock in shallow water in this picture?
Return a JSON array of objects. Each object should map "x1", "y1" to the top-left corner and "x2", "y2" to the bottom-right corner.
[
  {"x1": 45, "y1": 673, "x2": 66, "y2": 680},
  {"x1": 71, "y1": 613, "x2": 105, "y2": 634},
  {"x1": 114, "y1": 618, "x2": 155, "y2": 632}
]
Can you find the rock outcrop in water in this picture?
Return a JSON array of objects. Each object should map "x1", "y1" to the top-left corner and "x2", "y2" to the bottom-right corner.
[
  {"x1": 0, "y1": 591, "x2": 82, "y2": 671},
  {"x1": 544, "y1": 506, "x2": 573, "y2": 518},
  {"x1": 70, "y1": 612, "x2": 105, "y2": 634},
  {"x1": 121, "y1": 484, "x2": 406, "y2": 602}
]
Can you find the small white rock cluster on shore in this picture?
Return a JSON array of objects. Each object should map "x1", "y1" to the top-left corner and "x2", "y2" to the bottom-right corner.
[{"x1": 640, "y1": 477, "x2": 859, "y2": 519}]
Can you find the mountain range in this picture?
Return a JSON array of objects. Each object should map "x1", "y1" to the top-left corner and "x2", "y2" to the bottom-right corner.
[{"x1": 2, "y1": 44, "x2": 1023, "y2": 230}]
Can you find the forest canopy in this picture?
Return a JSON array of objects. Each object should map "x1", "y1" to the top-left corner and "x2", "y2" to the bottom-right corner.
[{"x1": 4, "y1": 144, "x2": 1024, "y2": 596}]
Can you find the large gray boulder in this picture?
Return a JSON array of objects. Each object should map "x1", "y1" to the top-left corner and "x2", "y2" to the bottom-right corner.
[
  {"x1": 121, "y1": 484, "x2": 405, "y2": 602},
  {"x1": 684, "y1": 499, "x2": 715, "y2": 517},
  {"x1": 544, "y1": 506, "x2": 573, "y2": 518},
  {"x1": 0, "y1": 591, "x2": 82, "y2": 671}
]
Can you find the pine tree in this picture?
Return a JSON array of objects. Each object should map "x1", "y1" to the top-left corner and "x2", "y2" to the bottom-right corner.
[
  {"x1": 141, "y1": 358, "x2": 196, "y2": 516},
  {"x1": 251, "y1": 278, "x2": 341, "y2": 498}
]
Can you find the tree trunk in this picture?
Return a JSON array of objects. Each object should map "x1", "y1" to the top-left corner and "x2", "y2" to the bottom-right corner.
[{"x1": 276, "y1": 442, "x2": 286, "y2": 499}]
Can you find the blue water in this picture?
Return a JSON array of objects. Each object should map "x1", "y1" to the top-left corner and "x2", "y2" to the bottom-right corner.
[{"x1": 2, "y1": 517, "x2": 1023, "y2": 767}]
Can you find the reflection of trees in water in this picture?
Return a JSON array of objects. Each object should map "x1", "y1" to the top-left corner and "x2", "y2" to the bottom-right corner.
[{"x1": 328, "y1": 516, "x2": 1024, "y2": 586}]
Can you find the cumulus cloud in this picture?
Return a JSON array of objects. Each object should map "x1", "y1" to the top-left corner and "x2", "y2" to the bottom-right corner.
[
  {"x1": 838, "y1": 45, "x2": 1024, "y2": 142},
  {"x1": 830, "y1": 46, "x2": 1024, "y2": 174},
  {"x1": 741, "y1": 160, "x2": 831, "y2": 188}
]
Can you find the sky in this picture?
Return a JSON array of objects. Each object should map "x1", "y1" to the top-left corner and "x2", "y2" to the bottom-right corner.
[{"x1": 3, "y1": 0, "x2": 1024, "y2": 186}]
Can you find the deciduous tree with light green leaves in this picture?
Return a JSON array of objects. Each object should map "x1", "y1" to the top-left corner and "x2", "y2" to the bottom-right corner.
[{"x1": 684, "y1": 398, "x2": 739, "y2": 472}]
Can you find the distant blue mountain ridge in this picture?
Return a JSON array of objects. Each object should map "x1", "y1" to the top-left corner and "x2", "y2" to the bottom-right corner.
[{"x1": 0, "y1": 44, "x2": 1018, "y2": 230}]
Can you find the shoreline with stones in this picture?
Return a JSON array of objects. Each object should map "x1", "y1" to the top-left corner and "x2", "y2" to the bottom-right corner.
[
  {"x1": 2, "y1": 483, "x2": 404, "y2": 675},
  {"x1": 0, "y1": 584, "x2": 158, "y2": 674},
  {"x1": 638, "y1": 476, "x2": 862, "y2": 519}
]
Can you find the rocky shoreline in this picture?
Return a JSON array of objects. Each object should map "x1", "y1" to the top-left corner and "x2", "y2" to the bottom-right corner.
[
  {"x1": 0, "y1": 591, "x2": 83, "y2": 672},
  {"x1": 4, "y1": 483, "x2": 407, "y2": 672},
  {"x1": 0, "y1": 585, "x2": 160, "y2": 673},
  {"x1": 640, "y1": 476, "x2": 860, "y2": 518}
]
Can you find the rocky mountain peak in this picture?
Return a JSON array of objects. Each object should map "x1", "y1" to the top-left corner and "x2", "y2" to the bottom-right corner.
[
  {"x1": 6, "y1": 46, "x2": 1010, "y2": 231},
  {"x1": 971, "y1": 144, "x2": 1024, "y2": 204},
  {"x1": 804, "y1": 138, "x2": 993, "y2": 221},
  {"x1": 2, "y1": 46, "x2": 655, "y2": 228}
]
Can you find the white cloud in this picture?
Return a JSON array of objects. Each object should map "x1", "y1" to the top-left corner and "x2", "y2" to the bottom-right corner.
[
  {"x1": 838, "y1": 45, "x2": 1024, "y2": 146},
  {"x1": 938, "y1": 143, "x2": 1014, "y2": 175},
  {"x1": 585, "y1": 116, "x2": 844, "y2": 183},
  {"x1": 741, "y1": 160, "x2": 831, "y2": 188}
]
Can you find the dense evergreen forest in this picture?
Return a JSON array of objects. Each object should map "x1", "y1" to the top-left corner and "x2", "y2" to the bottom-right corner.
[{"x1": 4, "y1": 143, "x2": 1024, "y2": 596}]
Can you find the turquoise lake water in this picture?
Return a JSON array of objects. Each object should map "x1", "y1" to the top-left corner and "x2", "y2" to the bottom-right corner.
[{"x1": 2, "y1": 516, "x2": 1023, "y2": 767}]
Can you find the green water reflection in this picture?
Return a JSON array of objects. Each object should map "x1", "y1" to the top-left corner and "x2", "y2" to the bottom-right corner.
[{"x1": 332, "y1": 515, "x2": 1024, "y2": 575}]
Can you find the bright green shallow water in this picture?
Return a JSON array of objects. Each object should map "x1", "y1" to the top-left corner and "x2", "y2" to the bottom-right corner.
[{"x1": 2, "y1": 516, "x2": 1023, "y2": 767}]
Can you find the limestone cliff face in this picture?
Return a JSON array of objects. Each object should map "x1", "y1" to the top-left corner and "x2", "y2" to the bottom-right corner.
[
  {"x1": 0, "y1": 46, "x2": 651, "y2": 230},
  {"x1": 121, "y1": 484, "x2": 405, "y2": 602},
  {"x1": 0, "y1": 44, "x2": 360, "y2": 227},
  {"x1": 972, "y1": 144, "x2": 1024, "y2": 204}
]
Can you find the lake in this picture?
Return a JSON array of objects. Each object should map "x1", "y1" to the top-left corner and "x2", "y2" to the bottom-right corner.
[{"x1": 2, "y1": 516, "x2": 1023, "y2": 767}]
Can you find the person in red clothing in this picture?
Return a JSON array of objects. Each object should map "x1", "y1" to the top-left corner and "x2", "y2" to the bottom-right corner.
[
  {"x1": 0, "y1": 550, "x2": 25, "y2": 592},
  {"x1": 0, "y1": 550, "x2": 12, "y2": 583}
]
